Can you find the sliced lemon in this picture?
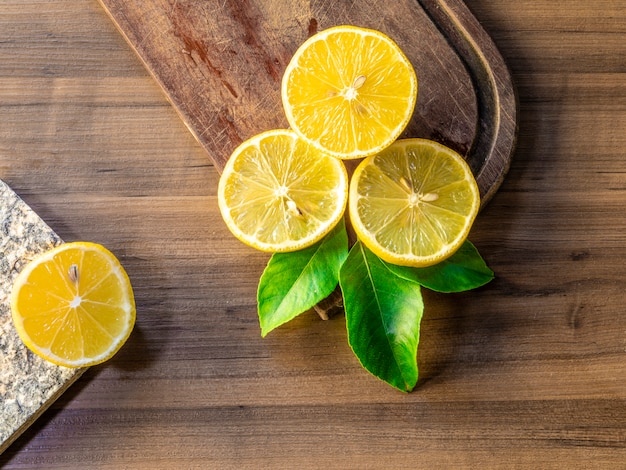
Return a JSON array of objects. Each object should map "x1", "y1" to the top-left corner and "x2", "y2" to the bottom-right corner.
[
  {"x1": 281, "y1": 25, "x2": 418, "y2": 160},
  {"x1": 10, "y1": 242, "x2": 136, "y2": 368},
  {"x1": 218, "y1": 129, "x2": 348, "y2": 252},
  {"x1": 349, "y1": 138, "x2": 480, "y2": 267}
]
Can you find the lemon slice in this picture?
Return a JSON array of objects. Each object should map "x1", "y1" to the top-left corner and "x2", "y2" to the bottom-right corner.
[
  {"x1": 281, "y1": 25, "x2": 418, "y2": 160},
  {"x1": 218, "y1": 129, "x2": 348, "y2": 252},
  {"x1": 349, "y1": 138, "x2": 480, "y2": 267},
  {"x1": 10, "y1": 242, "x2": 136, "y2": 367}
]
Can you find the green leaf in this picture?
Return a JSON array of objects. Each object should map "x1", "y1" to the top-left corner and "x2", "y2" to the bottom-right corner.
[
  {"x1": 383, "y1": 240, "x2": 494, "y2": 293},
  {"x1": 257, "y1": 218, "x2": 349, "y2": 337},
  {"x1": 340, "y1": 241, "x2": 424, "y2": 392}
]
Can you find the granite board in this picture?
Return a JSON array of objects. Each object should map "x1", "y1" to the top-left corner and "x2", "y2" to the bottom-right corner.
[{"x1": 0, "y1": 180, "x2": 85, "y2": 453}]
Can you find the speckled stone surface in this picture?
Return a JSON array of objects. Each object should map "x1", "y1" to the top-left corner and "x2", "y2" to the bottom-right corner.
[{"x1": 0, "y1": 180, "x2": 84, "y2": 452}]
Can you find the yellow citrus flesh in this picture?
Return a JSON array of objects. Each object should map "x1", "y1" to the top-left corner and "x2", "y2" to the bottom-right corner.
[
  {"x1": 281, "y1": 25, "x2": 418, "y2": 160},
  {"x1": 218, "y1": 129, "x2": 348, "y2": 252},
  {"x1": 349, "y1": 138, "x2": 480, "y2": 267},
  {"x1": 10, "y1": 242, "x2": 136, "y2": 368}
]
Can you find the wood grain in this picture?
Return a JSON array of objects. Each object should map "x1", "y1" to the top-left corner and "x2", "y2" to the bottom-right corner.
[
  {"x1": 1, "y1": 0, "x2": 626, "y2": 467},
  {"x1": 2, "y1": 0, "x2": 517, "y2": 449}
]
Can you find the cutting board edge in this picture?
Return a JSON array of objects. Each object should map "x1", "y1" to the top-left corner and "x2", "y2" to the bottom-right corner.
[{"x1": 418, "y1": 0, "x2": 517, "y2": 205}]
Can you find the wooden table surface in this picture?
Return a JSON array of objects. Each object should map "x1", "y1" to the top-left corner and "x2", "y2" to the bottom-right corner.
[{"x1": 1, "y1": 0, "x2": 625, "y2": 468}]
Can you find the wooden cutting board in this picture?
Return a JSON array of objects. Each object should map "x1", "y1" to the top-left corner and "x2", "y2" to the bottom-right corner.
[
  {"x1": 1, "y1": 0, "x2": 516, "y2": 453},
  {"x1": 98, "y1": 0, "x2": 517, "y2": 204}
]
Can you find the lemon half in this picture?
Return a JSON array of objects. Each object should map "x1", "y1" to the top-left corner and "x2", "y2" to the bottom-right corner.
[
  {"x1": 349, "y1": 138, "x2": 480, "y2": 267},
  {"x1": 11, "y1": 242, "x2": 135, "y2": 367},
  {"x1": 218, "y1": 129, "x2": 348, "y2": 252},
  {"x1": 282, "y1": 25, "x2": 418, "y2": 160}
]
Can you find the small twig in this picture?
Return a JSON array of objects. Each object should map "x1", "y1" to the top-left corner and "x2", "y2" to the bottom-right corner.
[{"x1": 313, "y1": 287, "x2": 344, "y2": 320}]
